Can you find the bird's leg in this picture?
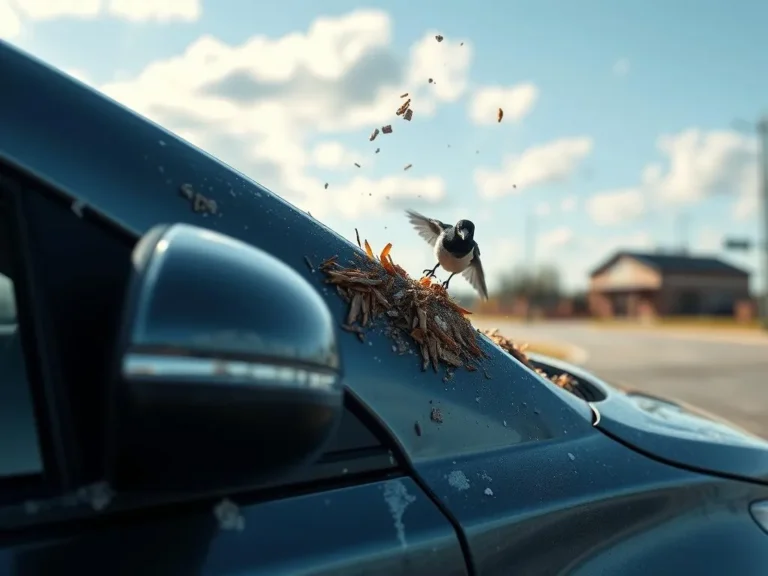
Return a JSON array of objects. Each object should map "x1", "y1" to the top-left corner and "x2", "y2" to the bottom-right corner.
[
  {"x1": 441, "y1": 273, "x2": 457, "y2": 290},
  {"x1": 422, "y1": 262, "x2": 440, "y2": 278}
]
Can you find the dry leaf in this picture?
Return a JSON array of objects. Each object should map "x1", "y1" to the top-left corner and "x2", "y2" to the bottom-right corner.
[
  {"x1": 497, "y1": 108, "x2": 504, "y2": 123},
  {"x1": 363, "y1": 239, "x2": 375, "y2": 259},
  {"x1": 320, "y1": 238, "x2": 488, "y2": 374}
]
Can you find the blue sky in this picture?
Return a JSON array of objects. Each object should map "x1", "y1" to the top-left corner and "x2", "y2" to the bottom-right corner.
[{"x1": 3, "y1": 0, "x2": 767, "y2": 295}]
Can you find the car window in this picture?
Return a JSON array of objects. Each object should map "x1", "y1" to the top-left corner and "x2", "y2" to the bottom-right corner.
[{"x1": 0, "y1": 266, "x2": 43, "y2": 477}]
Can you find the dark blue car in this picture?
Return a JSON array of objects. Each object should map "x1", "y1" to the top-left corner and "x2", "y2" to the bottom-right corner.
[{"x1": 1, "y1": 39, "x2": 768, "y2": 575}]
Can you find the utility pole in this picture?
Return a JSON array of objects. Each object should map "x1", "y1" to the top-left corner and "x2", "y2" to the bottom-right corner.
[{"x1": 758, "y1": 117, "x2": 768, "y2": 329}]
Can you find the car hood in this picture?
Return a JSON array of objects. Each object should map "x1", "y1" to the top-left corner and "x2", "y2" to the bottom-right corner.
[{"x1": 528, "y1": 353, "x2": 768, "y2": 484}]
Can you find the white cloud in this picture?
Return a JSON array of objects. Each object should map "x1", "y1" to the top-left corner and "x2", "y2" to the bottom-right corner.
[
  {"x1": 468, "y1": 83, "x2": 538, "y2": 125},
  {"x1": 534, "y1": 202, "x2": 551, "y2": 216},
  {"x1": 406, "y1": 30, "x2": 472, "y2": 104},
  {"x1": 613, "y1": 58, "x2": 630, "y2": 77},
  {"x1": 305, "y1": 175, "x2": 446, "y2": 220},
  {"x1": 539, "y1": 226, "x2": 573, "y2": 251},
  {"x1": 94, "y1": 10, "x2": 471, "y2": 220},
  {"x1": 310, "y1": 142, "x2": 364, "y2": 171},
  {"x1": 560, "y1": 195, "x2": 578, "y2": 212},
  {"x1": 580, "y1": 128, "x2": 757, "y2": 229},
  {"x1": 107, "y1": 0, "x2": 201, "y2": 22},
  {"x1": 9, "y1": 0, "x2": 200, "y2": 22},
  {"x1": 474, "y1": 137, "x2": 593, "y2": 199},
  {"x1": 0, "y1": 0, "x2": 22, "y2": 39},
  {"x1": 586, "y1": 188, "x2": 646, "y2": 226},
  {"x1": 12, "y1": 0, "x2": 101, "y2": 20},
  {"x1": 602, "y1": 128, "x2": 759, "y2": 222},
  {"x1": 644, "y1": 129, "x2": 757, "y2": 219}
]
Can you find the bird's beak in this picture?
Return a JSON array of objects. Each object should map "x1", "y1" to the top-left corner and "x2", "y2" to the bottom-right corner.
[{"x1": 458, "y1": 229, "x2": 467, "y2": 240}]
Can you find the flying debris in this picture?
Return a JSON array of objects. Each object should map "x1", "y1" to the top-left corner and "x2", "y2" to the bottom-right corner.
[{"x1": 497, "y1": 108, "x2": 504, "y2": 123}]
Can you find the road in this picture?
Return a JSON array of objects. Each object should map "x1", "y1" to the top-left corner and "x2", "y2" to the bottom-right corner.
[{"x1": 472, "y1": 319, "x2": 768, "y2": 439}]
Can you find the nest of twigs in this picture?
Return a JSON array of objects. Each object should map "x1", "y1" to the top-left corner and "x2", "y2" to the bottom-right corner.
[
  {"x1": 319, "y1": 235, "x2": 489, "y2": 374},
  {"x1": 481, "y1": 328, "x2": 577, "y2": 393}
]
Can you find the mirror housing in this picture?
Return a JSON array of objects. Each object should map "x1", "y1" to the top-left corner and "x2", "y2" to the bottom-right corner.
[{"x1": 107, "y1": 224, "x2": 343, "y2": 492}]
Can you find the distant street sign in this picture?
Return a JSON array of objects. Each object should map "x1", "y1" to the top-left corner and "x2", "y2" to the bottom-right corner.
[{"x1": 723, "y1": 238, "x2": 753, "y2": 251}]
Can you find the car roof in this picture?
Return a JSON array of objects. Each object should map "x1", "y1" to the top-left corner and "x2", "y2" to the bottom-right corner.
[{"x1": 0, "y1": 40, "x2": 594, "y2": 461}]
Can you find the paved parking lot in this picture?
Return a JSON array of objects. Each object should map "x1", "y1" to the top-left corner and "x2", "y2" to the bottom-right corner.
[{"x1": 472, "y1": 320, "x2": 768, "y2": 439}]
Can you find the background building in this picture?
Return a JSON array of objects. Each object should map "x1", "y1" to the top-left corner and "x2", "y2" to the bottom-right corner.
[{"x1": 588, "y1": 251, "x2": 751, "y2": 319}]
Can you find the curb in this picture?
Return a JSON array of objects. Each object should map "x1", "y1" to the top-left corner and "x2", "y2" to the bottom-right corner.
[{"x1": 524, "y1": 340, "x2": 590, "y2": 366}]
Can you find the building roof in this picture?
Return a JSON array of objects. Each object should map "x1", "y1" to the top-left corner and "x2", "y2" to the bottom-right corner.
[{"x1": 589, "y1": 251, "x2": 750, "y2": 278}]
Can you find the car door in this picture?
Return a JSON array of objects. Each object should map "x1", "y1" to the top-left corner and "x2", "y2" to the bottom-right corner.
[{"x1": 0, "y1": 166, "x2": 469, "y2": 576}]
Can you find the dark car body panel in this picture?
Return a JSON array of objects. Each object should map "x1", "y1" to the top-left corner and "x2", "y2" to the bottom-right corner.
[
  {"x1": 425, "y1": 432, "x2": 768, "y2": 575},
  {"x1": 528, "y1": 353, "x2": 768, "y2": 485},
  {"x1": 2, "y1": 39, "x2": 768, "y2": 576},
  {"x1": 1, "y1": 477, "x2": 468, "y2": 576}
]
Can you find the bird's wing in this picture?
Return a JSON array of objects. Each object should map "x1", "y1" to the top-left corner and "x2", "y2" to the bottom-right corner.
[
  {"x1": 462, "y1": 245, "x2": 489, "y2": 300},
  {"x1": 405, "y1": 210, "x2": 450, "y2": 247}
]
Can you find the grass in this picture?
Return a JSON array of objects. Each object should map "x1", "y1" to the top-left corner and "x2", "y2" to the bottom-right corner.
[
  {"x1": 518, "y1": 341, "x2": 574, "y2": 361},
  {"x1": 471, "y1": 313, "x2": 763, "y2": 332},
  {"x1": 590, "y1": 316, "x2": 762, "y2": 332}
]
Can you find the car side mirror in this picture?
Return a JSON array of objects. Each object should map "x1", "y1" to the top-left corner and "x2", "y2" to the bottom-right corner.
[{"x1": 107, "y1": 223, "x2": 343, "y2": 492}]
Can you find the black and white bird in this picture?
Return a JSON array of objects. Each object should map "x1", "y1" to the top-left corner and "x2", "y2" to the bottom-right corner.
[{"x1": 405, "y1": 209, "x2": 489, "y2": 300}]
